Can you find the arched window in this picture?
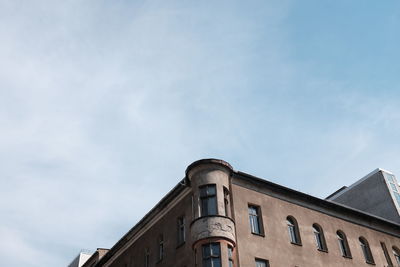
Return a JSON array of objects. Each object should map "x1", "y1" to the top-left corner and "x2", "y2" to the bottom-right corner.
[
  {"x1": 393, "y1": 246, "x2": 400, "y2": 266},
  {"x1": 286, "y1": 216, "x2": 301, "y2": 245},
  {"x1": 359, "y1": 237, "x2": 374, "y2": 264},
  {"x1": 312, "y1": 224, "x2": 328, "y2": 252},
  {"x1": 336, "y1": 230, "x2": 351, "y2": 258}
]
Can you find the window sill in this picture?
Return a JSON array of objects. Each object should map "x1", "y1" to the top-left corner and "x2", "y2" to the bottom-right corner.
[
  {"x1": 176, "y1": 242, "x2": 185, "y2": 249},
  {"x1": 342, "y1": 255, "x2": 352, "y2": 259},
  {"x1": 366, "y1": 261, "x2": 375, "y2": 265},
  {"x1": 251, "y1": 232, "x2": 265, "y2": 237},
  {"x1": 290, "y1": 242, "x2": 302, "y2": 246},
  {"x1": 317, "y1": 248, "x2": 328, "y2": 253}
]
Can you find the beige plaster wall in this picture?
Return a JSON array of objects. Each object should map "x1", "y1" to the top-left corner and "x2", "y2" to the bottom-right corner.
[{"x1": 232, "y1": 183, "x2": 400, "y2": 267}]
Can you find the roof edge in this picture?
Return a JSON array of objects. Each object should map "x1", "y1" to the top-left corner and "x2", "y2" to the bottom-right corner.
[
  {"x1": 185, "y1": 158, "x2": 233, "y2": 177},
  {"x1": 96, "y1": 178, "x2": 188, "y2": 266},
  {"x1": 234, "y1": 171, "x2": 400, "y2": 230}
]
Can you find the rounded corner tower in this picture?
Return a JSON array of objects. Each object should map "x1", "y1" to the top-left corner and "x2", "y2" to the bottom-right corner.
[{"x1": 186, "y1": 159, "x2": 237, "y2": 265}]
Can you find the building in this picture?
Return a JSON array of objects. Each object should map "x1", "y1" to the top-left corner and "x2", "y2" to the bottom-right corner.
[
  {"x1": 68, "y1": 250, "x2": 94, "y2": 267},
  {"x1": 327, "y1": 168, "x2": 400, "y2": 224},
  {"x1": 80, "y1": 249, "x2": 109, "y2": 267},
  {"x1": 81, "y1": 159, "x2": 400, "y2": 267}
]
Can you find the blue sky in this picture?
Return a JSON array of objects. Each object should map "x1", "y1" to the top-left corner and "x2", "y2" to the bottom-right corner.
[{"x1": 1, "y1": 0, "x2": 400, "y2": 266}]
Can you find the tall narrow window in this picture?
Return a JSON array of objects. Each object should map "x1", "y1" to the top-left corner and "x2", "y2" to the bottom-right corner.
[
  {"x1": 255, "y1": 258, "x2": 269, "y2": 267},
  {"x1": 248, "y1": 205, "x2": 263, "y2": 235},
  {"x1": 393, "y1": 246, "x2": 400, "y2": 266},
  {"x1": 337, "y1": 230, "x2": 351, "y2": 258},
  {"x1": 228, "y1": 245, "x2": 234, "y2": 267},
  {"x1": 191, "y1": 195, "x2": 195, "y2": 220},
  {"x1": 194, "y1": 248, "x2": 197, "y2": 266},
  {"x1": 380, "y1": 242, "x2": 393, "y2": 266},
  {"x1": 359, "y1": 237, "x2": 374, "y2": 264},
  {"x1": 224, "y1": 187, "x2": 230, "y2": 217},
  {"x1": 200, "y1": 185, "x2": 217, "y2": 216},
  {"x1": 177, "y1": 216, "x2": 185, "y2": 245},
  {"x1": 158, "y1": 235, "x2": 164, "y2": 261},
  {"x1": 202, "y1": 243, "x2": 221, "y2": 267},
  {"x1": 287, "y1": 216, "x2": 301, "y2": 245},
  {"x1": 312, "y1": 224, "x2": 328, "y2": 252},
  {"x1": 145, "y1": 248, "x2": 149, "y2": 267}
]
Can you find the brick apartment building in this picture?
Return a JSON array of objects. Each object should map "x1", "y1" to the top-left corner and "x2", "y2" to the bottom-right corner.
[{"x1": 77, "y1": 159, "x2": 400, "y2": 267}]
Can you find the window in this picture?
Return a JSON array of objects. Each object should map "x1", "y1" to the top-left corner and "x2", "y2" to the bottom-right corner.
[
  {"x1": 191, "y1": 195, "x2": 195, "y2": 219},
  {"x1": 390, "y1": 183, "x2": 398, "y2": 192},
  {"x1": 177, "y1": 216, "x2": 185, "y2": 245},
  {"x1": 312, "y1": 224, "x2": 328, "y2": 252},
  {"x1": 393, "y1": 246, "x2": 400, "y2": 266},
  {"x1": 248, "y1": 205, "x2": 263, "y2": 235},
  {"x1": 145, "y1": 249, "x2": 149, "y2": 267},
  {"x1": 380, "y1": 242, "x2": 393, "y2": 266},
  {"x1": 387, "y1": 174, "x2": 395, "y2": 183},
  {"x1": 359, "y1": 237, "x2": 374, "y2": 264},
  {"x1": 202, "y1": 243, "x2": 221, "y2": 267},
  {"x1": 200, "y1": 185, "x2": 217, "y2": 216},
  {"x1": 287, "y1": 216, "x2": 301, "y2": 245},
  {"x1": 255, "y1": 258, "x2": 269, "y2": 267},
  {"x1": 224, "y1": 187, "x2": 230, "y2": 217},
  {"x1": 195, "y1": 248, "x2": 197, "y2": 266},
  {"x1": 228, "y1": 245, "x2": 234, "y2": 267},
  {"x1": 394, "y1": 191, "x2": 400, "y2": 207},
  {"x1": 386, "y1": 173, "x2": 400, "y2": 206},
  {"x1": 337, "y1": 231, "x2": 351, "y2": 258},
  {"x1": 158, "y1": 235, "x2": 164, "y2": 261}
]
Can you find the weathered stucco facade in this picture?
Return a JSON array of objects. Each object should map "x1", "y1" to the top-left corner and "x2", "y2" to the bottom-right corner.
[{"x1": 82, "y1": 159, "x2": 400, "y2": 267}]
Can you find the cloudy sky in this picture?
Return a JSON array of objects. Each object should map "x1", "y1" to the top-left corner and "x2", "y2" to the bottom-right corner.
[{"x1": 1, "y1": 0, "x2": 400, "y2": 266}]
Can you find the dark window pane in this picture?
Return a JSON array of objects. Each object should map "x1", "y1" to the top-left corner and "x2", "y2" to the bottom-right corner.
[
  {"x1": 200, "y1": 187, "x2": 207, "y2": 197},
  {"x1": 200, "y1": 185, "x2": 217, "y2": 216},
  {"x1": 203, "y1": 259, "x2": 212, "y2": 267},
  {"x1": 208, "y1": 196, "x2": 217, "y2": 215},
  {"x1": 211, "y1": 243, "x2": 220, "y2": 255},
  {"x1": 208, "y1": 185, "x2": 216, "y2": 195},
  {"x1": 201, "y1": 199, "x2": 208, "y2": 216},
  {"x1": 314, "y1": 232, "x2": 323, "y2": 249},
  {"x1": 203, "y1": 246, "x2": 210, "y2": 258},
  {"x1": 212, "y1": 258, "x2": 221, "y2": 267},
  {"x1": 288, "y1": 225, "x2": 296, "y2": 243}
]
